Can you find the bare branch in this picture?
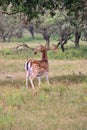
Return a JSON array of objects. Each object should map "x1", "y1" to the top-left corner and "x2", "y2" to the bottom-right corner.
[
  {"x1": 13, "y1": 43, "x2": 34, "y2": 51},
  {"x1": 0, "y1": 11, "x2": 17, "y2": 15}
]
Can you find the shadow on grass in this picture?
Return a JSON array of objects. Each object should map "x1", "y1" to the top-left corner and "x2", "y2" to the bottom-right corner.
[
  {"x1": 0, "y1": 74, "x2": 87, "y2": 88},
  {"x1": 50, "y1": 74, "x2": 87, "y2": 85}
]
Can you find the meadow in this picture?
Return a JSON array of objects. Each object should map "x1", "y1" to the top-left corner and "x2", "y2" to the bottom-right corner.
[{"x1": 0, "y1": 38, "x2": 87, "y2": 130}]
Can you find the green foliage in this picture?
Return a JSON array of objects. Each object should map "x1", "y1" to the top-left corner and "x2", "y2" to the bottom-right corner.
[
  {"x1": 43, "y1": 17, "x2": 55, "y2": 25},
  {"x1": 0, "y1": 0, "x2": 86, "y2": 21}
]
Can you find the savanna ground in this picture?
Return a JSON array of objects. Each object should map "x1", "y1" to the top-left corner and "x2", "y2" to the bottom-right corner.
[{"x1": 0, "y1": 38, "x2": 87, "y2": 130}]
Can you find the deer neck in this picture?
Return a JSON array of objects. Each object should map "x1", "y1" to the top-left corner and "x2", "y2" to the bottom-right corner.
[{"x1": 41, "y1": 51, "x2": 48, "y2": 62}]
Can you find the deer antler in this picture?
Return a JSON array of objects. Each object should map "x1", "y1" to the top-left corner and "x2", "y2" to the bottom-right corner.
[
  {"x1": 34, "y1": 44, "x2": 58, "y2": 54},
  {"x1": 53, "y1": 44, "x2": 58, "y2": 48},
  {"x1": 46, "y1": 44, "x2": 58, "y2": 51}
]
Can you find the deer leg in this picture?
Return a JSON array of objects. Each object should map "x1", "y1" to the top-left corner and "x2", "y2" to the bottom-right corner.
[
  {"x1": 26, "y1": 71, "x2": 29, "y2": 89},
  {"x1": 29, "y1": 77, "x2": 35, "y2": 89},
  {"x1": 45, "y1": 72, "x2": 50, "y2": 85},
  {"x1": 38, "y1": 77, "x2": 41, "y2": 86},
  {"x1": 26, "y1": 71, "x2": 35, "y2": 89}
]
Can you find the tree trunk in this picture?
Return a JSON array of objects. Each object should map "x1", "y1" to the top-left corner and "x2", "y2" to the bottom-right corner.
[
  {"x1": 28, "y1": 25, "x2": 35, "y2": 38},
  {"x1": 46, "y1": 38, "x2": 50, "y2": 47},
  {"x1": 2, "y1": 36, "x2": 6, "y2": 42},
  {"x1": 75, "y1": 30, "x2": 81, "y2": 48},
  {"x1": 43, "y1": 33, "x2": 50, "y2": 47},
  {"x1": 28, "y1": 27, "x2": 35, "y2": 38}
]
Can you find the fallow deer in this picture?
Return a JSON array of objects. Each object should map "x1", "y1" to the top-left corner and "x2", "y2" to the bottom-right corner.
[{"x1": 25, "y1": 45, "x2": 57, "y2": 89}]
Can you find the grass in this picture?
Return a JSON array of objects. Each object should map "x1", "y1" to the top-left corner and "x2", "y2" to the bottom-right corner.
[
  {"x1": 0, "y1": 40, "x2": 87, "y2": 60},
  {"x1": 0, "y1": 83, "x2": 87, "y2": 130},
  {"x1": 48, "y1": 44, "x2": 87, "y2": 60},
  {"x1": 12, "y1": 33, "x2": 44, "y2": 43},
  {"x1": 0, "y1": 41, "x2": 87, "y2": 130}
]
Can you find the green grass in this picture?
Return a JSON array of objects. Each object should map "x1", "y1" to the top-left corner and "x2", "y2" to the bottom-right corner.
[
  {"x1": 0, "y1": 41, "x2": 87, "y2": 130},
  {"x1": 13, "y1": 34, "x2": 43, "y2": 43},
  {"x1": 0, "y1": 82, "x2": 87, "y2": 130},
  {"x1": 48, "y1": 44, "x2": 87, "y2": 60},
  {"x1": 0, "y1": 42, "x2": 87, "y2": 60}
]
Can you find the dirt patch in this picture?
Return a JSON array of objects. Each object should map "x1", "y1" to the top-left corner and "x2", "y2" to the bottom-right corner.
[{"x1": 49, "y1": 60, "x2": 87, "y2": 76}]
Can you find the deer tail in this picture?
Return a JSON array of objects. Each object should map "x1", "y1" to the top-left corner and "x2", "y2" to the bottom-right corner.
[{"x1": 25, "y1": 61, "x2": 29, "y2": 71}]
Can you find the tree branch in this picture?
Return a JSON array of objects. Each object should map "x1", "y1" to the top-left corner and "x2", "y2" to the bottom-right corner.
[
  {"x1": 0, "y1": 11, "x2": 17, "y2": 15},
  {"x1": 13, "y1": 43, "x2": 34, "y2": 51}
]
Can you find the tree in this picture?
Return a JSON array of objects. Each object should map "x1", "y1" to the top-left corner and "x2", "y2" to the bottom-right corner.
[
  {"x1": 25, "y1": 22, "x2": 35, "y2": 38},
  {"x1": 0, "y1": 13, "x2": 23, "y2": 42},
  {"x1": 0, "y1": 0, "x2": 87, "y2": 21},
  {"x1": 34, "y1": 12, "x2": 56, "y2": 47},
  {"x1": 0, "y1": 0, "x2": 87, "y2": 48}
]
